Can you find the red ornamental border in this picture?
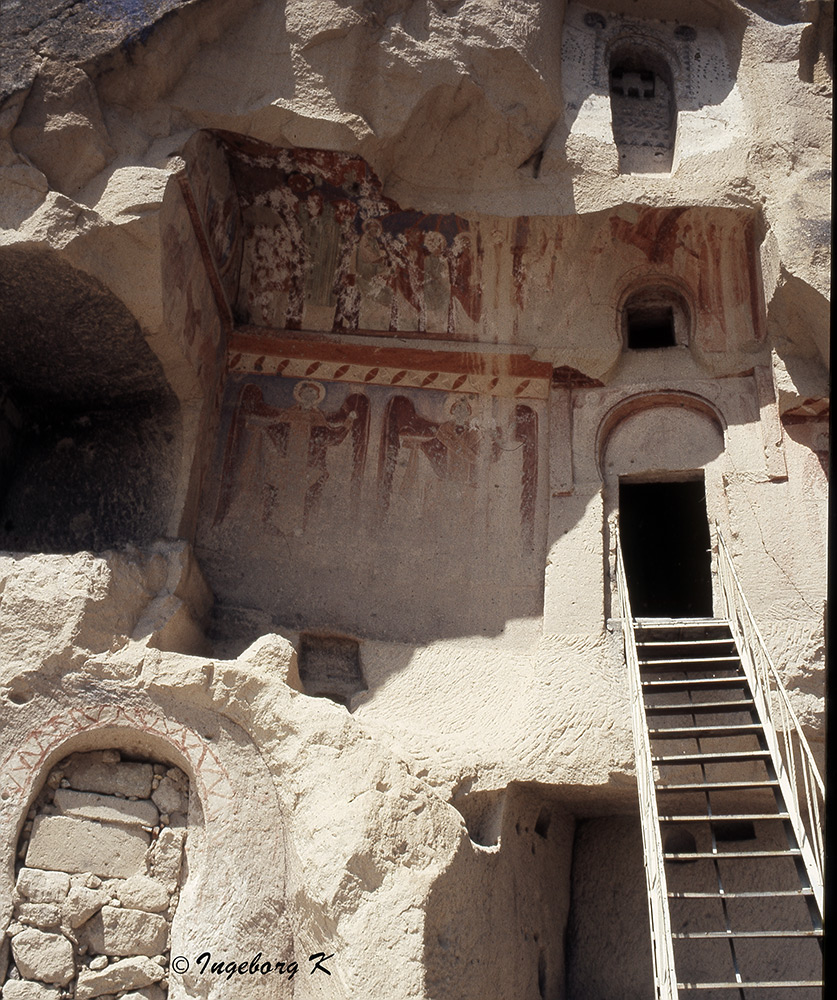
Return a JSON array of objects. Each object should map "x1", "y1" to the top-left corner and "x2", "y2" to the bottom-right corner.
[
  {"x1": 228, "y1": 331, "x2": 552, "y2": 400},
  {"x1": 0, "y1": 704, "x2": 234, "y2": 830}
]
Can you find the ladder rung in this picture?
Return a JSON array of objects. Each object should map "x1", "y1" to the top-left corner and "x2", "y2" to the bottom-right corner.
[
  {"x1": 645, "y1": 700, "x2": 755, "y2": 714},
  {"x1": 678, "y1": 982, "x2": 823, "y2": 990},
  {"x1": 659, "y1": 813, "x2": 789, "y2": 823},
  {"x1": 649, "y1": 724, "x2": 763, "y2": 739},
  {"x1": 656, "y1": 779, "x2": 779, "y2": 792},
  {"x1": 673, "y1": 929, "x2": 822, "y2": 939},
  {"x1": 643, "y1": 677, "x2": 749, "y2": 692},
  {"x1": 669, "y1": 890, "x2": 813, "y2": 899},
  {"x1": 665, "y1": 849, "x2": 802, "y2": 859},
  {"x1": 653, "y1": 750, "x2": 770, "y2": 764},
  {"x1": 639, "y1": 639, "x2": 736, "y2": 647},
  {"x1": 640, "y1": 656, "x2": 740, "y2": 667},
  {"x1": 635, "y1": 618, "x2": 727, "y2": 627}
]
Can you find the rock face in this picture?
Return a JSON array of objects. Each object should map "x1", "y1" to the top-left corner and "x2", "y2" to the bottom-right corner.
[
  {"x1": 11, "y1": 62, "x2": 116, "y2": 195},
  {"x1": 0, "y1": 1, "x2": 829, "y2": 999}
]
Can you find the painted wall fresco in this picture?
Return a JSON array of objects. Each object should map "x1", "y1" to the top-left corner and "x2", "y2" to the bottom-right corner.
[
  {"x1": 190, "y1": 133, "x2": 764, "y2": 379},
  {"x1": 196, "y1": 374, "x2": 546, "y2": 641},
  {"x1": 182, "y1": 130, "x2": 244, "y2": 313},
  {"x1": 220, "y1": 136, "x2": 481, "y2": 339},
  {"x1": 162, "y1": 187, "x2": 226, "y2": 385}
]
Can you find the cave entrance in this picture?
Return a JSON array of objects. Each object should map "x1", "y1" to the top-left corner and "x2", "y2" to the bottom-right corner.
[
  {"x1": 619, "y1": 477, "x2": 713, "y2": 618},
  {"x1": 0, "y1": 247, "x2": 179, "y2": 553}
]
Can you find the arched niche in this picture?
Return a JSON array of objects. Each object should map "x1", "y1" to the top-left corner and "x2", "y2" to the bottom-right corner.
[
  {"x1": 0, "y1": 706, "x2": 293, "y2": 997},
  {"x1": 620, "y1": 284, "x2": 691, "y2": 351},
  {"x1": 597, "y1": 393, "x2": 725, "y2": 482},
  {"x1": 608, "y1": 41, "x2": 677, "y2": 173},
  {"x1": 597, "y1": 394, "x2": 727, "y2": 618},
  {"x1": 4, "y1": 745, "x2": 191, "y2": 997},
  {"x1": 0, "y1": 247, "x2": 180, "y2": 553}
]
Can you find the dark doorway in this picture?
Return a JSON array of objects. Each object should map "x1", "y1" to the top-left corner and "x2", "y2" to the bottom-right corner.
[{"x1": 619, "y1": 479, "x2": 713, "y2": 617}]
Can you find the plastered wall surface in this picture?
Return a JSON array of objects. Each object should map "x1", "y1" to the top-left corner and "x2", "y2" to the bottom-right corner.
[{"x1": 0, "y1": 1, "x2": 830, "y2": 998}]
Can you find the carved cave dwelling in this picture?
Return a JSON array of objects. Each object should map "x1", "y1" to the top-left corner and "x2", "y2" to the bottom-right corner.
[{"x1": 0, "y1": 2, "x2": 830, "y2": 999}]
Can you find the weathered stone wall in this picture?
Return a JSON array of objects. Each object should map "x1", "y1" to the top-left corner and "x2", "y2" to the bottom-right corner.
[
  {"x1": 0, "y1": 1, "x2": 829, "y2": 998},
  {"x1": 5, "y1": 750, "x2": 187, "y2": 1000}
]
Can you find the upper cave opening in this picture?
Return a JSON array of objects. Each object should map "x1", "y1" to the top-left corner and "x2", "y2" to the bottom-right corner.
[
  {"x1": 609, "y1": 44, "x2": 677, "y2": 174},
  {"x1": 0, "y1": 247, "x2": 180, "y2": 553}
]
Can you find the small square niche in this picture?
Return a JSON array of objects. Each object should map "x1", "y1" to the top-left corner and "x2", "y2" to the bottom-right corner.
[
  {"x1": 622, "y1": 287, "x2": 690, "y2": 351},
  {"x1": 298, "y1": 633, "x2": 366, "y2": 707},
  {"x1": 626, "y1": 304, "x2": 675, "y2": 349}
]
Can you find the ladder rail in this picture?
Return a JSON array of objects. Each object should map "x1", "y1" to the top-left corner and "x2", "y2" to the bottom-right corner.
[
  {"x1": 715, "y1": 525, "x2": 825, "y2": 917},
  {"x1": 615, "y1": 530, "x2": 679, "y2": 1000}
]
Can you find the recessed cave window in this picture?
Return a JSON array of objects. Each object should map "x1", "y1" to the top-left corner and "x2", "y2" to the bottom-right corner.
[
  {"x1": 627, "y1": 304, "x2": 675, "y2": 349},
  {"x1": 298, "y1": 633, "x2": 366, "y2": 707},
  {"x1": 623, "y1": 287, "x2": 690, "y2": 351},
  {"x1": 0, "y1": 249, "x2": 179, "y2": 553},
  {"x1": 609, "y1": 46, "x2": 676, "y2": 173},
  {"x1": 611, "y1": 67, "x2": 655, "y2": 99}
]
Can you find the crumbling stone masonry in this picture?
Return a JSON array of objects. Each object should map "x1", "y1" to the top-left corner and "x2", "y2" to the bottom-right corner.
[{"x1": 5, "y1": 751, "x2": 187, "y2": 1000}]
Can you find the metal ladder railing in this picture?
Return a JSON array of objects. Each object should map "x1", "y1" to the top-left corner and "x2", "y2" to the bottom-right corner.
[
  {"x1": 615, "y1": 525, "x2": 825, "y2": 998},
  {"x1": 715, "y1": 524, "x2": 825, "y2": 916},
  {"x1": 615, "y1": 530, "x2": 679, "y2": 1000}
]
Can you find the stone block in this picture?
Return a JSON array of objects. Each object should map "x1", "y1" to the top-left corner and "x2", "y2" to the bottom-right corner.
[
  {"x1": 17, "y1": 902, "x2": 61, "y2": 929},
  {"x1": 10, "y1": 928, "x2": 75, "y2": 986},
  {"x1": 71, "y1": 873, "x2": 103, "y2": 890},
  {"x1": 1, "y1": 981, "x2": 61, "y2": 1000},
  {"x1": 82, "y1": 905, "x2": 168, "y2": 957},
  {"x1": 150, "y1": 777, "x2": 183, "y2": 816},
  {"x1": 144, "y1": 827, "x2": 184, "y2": 891},
  {"x1": 115, "y1": 875, "x2": 169, "y2": 913},
  {"x1": 121, "y1": 988, "x2": 165, "y2": 1000},
  {"x1": 63, "y1": 885, "x2": 109, "y2": 928},
  {"x1": 74, "y1": 956, "x2": 165, "y2": 1000},
  {"x1": 63, "y1": 754, "x2": 153, "y2": 799},
  {"x1": 53, "y1": 789, "x2": 159, "y2": 828},
  {"x1": 15, "y1": 868, "x2": 70, "y2": 904},
  {"x1": 26, "y1": 815, "x2": 150, "y2": 879}
]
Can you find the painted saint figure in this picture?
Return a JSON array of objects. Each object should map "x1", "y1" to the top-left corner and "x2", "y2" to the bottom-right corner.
[
  {"x1": 379, "y1": 393, "x2": 537, "y2": 549},
  {"x1": 214, "y1": 380, "x2": 369, "y2": 534}
]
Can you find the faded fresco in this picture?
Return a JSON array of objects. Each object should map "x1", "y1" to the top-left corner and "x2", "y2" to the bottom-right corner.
[
  {"x1": 192, "y1": 135, "x2": 764, "y2": 373},
  {"x1": 196, "y1": 373, "x2": 546, "y2": 640},
  {"x1": 161, "y1": 190, "x2": 226, "y2": 384},
  {"x1": 182, "y1": 130, "x2": 244, "y2": 311},
  {"x1": 222, "y1": 137, "x2": 481, "y2": 338},
  {"x1": 213, "y1": 378, "x2": 371, "y2": 534}
]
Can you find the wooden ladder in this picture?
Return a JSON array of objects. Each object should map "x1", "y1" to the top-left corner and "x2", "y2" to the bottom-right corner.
[{"x1": 635, "y1": 617, "x2": 823, "y2": 998}]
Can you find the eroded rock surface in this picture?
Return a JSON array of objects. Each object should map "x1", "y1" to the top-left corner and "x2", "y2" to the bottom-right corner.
[{"x1": 0, "y1": 2, "x2": 828, "y2": 998}]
